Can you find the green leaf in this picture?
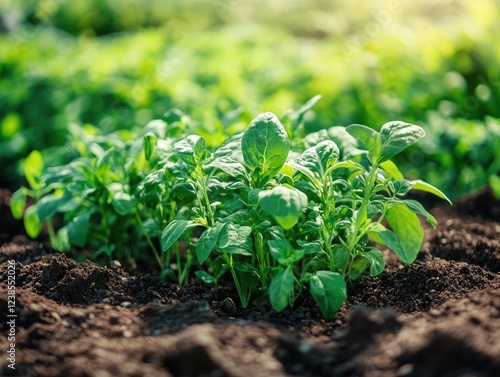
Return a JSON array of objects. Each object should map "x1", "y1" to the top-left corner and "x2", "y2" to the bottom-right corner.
[
  {"x1": 204, "y1": 157, "x2": 248, "y2": 179},
  {"x1": 345, "y1": 124, "x2": 382, "y2": 164},
  {"x1": 111, "y1": 192, "x2": 135, "y2": 216},
  {"x1": 308, "y1": 271, "x2": 347, "y2": 320},
  {"x1": 24, "y1": 150, "x2": 44, "y2": 190},
  {"x1": 194, "y1": 270, "x2": 216, "y2": 284},
  {"x1": 285, "y1": 161, "x2": 316, "y2": 183},
  {"x1": 143, "y1": 132, "x2": 157, "y2": 160},
  {"x1": 258, "y1": 185, "x2": 308, "y2": 230},
  {"x1": 196, "y1": 221, "x2": 226, "y2": 264},
  {"x1": 386, "y1": 203, "x2": 424, "y2": 263},
  {"x1": 37, "y1": 192, "x2": 68, "y2": 221},
  {"x1": 95, "y1": 148, "x2": 121, "y2": 183},
  {"x1": 394, "y1": 198, "x2": 437, "y2": 227},
  {"x1": 379, "y1": 121, "x2": 426, "y2": 162},
  {"x1": 349, "y1": 258, "x2": 369, "y2": 280},
  {"x1": 282, "y1": 95, "x2": 322, "y2": 129},
  {"x1": 241, "y1": 112, "x2": 290, "y2": 186},
  {"x1": 490, "y1": 175, "x2": 500, "y2": 199},
  {"x1": 409, "y1": 180, "x2": 452, "y2": 205},
  {"x1": 24, "y1": 205, "x2": 42, "y2": 239},
  {"x1": 161, "y1": 220, "x2": 195, "y2": 252},
  {"x1": 268, "y1": 239, "x2": 305, "y2": 266},
  {"x1": 379, "y1": 160, "x2": 404, "y2": 180},
  {"x1": 368, "y1": 223, "x2": 411, "y2": 263},
  {"x1": 66, "y1": 211, "x2": 91, "y2": 248},
  {"x1": 140, "y1": 169, "x2": 166, "y2": 193},
  {"x1": 296, "y1": 140, "x2": 339, "y2": 177},
  {"x1": 269, "y1": 266, "x2": 295, "y2": 312},
  {"x1": 218, "y1": 223, "x2": 253, "y2": 256},
  {"x1": 364, "y1": 248, "x2": 385, "y2": 276},
  {"x1": 174, "y1": 135, "x2": 207, "y2": 166},
  {"x1": 9, "y1": 189, "x2": 26, "y2": 220},
  {"x1": 51, "y1": 227, "x2": 70, "y2": 252}
]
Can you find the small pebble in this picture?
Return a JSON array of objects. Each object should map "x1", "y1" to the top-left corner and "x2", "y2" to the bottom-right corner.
[
  {"x1": 398, "y1": 364, "x2": 414, "y2": 376},
  {"x1": 222, "y1": 297, "x2": 237, "y2": 316},
  {"x1": 122, "y1": 330, "x2": 133, "y2": 338},
  {"x1": 109, "y1": 314, "x2": 119, "y2": 325}
]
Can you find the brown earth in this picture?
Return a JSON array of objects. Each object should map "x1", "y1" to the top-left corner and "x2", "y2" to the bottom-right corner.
[{"x1": 0, "y1": 187, "x2": 499, "y2": 377}]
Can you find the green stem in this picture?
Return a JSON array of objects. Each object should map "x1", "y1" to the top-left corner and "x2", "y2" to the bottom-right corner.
[
  {"x1": 344, "y1": 164, "x2": 378, "y2": 277},
  {"x1": 135, "y1": 210, "x2": 163, "y2": 270},
  {"x1": 254, "y1": 231, "x2": 266, "y2": 275},
  {"x1": 179, "y1": 253, "x2": 194, "y2": 287},
  {"x1": 222, "y1": 249, "x2": 249, "y2": 308}
]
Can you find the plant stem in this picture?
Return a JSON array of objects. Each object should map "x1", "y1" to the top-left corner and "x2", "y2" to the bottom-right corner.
[
  {"x1": 344, "y1": 163, "x2": 378, "y2": 277},
  {"x1": 135, "y1": 210, "x2": 163, "y2": 270},
  {"x1": 222, "y1": 249, "x2": 249, "y2": 308}
]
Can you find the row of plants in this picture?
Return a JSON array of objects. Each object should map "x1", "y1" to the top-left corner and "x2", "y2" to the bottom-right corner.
[
  {"x1": 11, "y1": 100, "x2": 450, "y2": 318},
  {"x1": 2, "y1": 0, "x2": 500, "y2": 195}
]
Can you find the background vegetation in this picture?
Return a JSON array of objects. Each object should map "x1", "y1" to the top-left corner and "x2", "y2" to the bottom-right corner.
[{"x1": 1, "y1": 0, "x2": 499, "y2": 197}]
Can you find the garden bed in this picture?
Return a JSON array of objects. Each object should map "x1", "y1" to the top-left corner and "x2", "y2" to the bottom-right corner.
[{"x1": 1, "y1": 187, "x2": 499, "y2": 377}]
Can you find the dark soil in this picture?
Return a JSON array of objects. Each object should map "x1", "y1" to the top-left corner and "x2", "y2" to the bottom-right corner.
[{"x1": 1, "y1": 187, "x2": 499, "y2": 377}]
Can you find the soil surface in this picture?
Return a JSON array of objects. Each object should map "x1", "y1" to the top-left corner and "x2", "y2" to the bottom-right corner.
[{"x1": 1, "y1": 187, "x2": 499, "y2": 377}]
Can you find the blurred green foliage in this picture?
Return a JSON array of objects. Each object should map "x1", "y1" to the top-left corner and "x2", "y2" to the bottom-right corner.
[{"x1": 1, "y1": 0, "x2": 499, "y2": 197}]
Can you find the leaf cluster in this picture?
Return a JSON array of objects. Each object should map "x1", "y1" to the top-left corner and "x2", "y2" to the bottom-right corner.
[{"x1": 11, "y1": 99, "x2": 451, "y2": 318}]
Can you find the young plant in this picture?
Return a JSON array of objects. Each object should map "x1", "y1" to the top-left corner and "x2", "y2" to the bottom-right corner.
[{"x1": 11, "y1": 99, "x2": 450, "y2": 319}]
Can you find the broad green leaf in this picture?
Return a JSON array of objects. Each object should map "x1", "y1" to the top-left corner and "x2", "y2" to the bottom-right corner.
[
  {"x1": 409, "y1": 180, "x2": 452, "y2": 205},
  {"x1": 161, "y1": 220, "x2": 195, "y2": 252},
  {"x1": 51, "y1": 227, "x2": 70, "y2": 252},
  {"x1": 268, "y1": 239, "x2": 305, "y2": 266},
  {"x1": 258, "y1": 185, "x2": 308, "y2": 230},
  {"x1": 66, "y1": 211, "x2": 91, "y2": 247},
  {"x1": 368, "y1": 223, "x2": 412, "y2": 263},
  {"x1": 241, "y1": 112, "x2": 290, "y2": 186},
  {"x1": 269, "y1": 266, "x2": 294, "y2": 312},
  {"x1": 218, "y1": 223, "x2": 253, "y2": 256},
  {"x1": 24, "y1": 205, "x2": 42, "y2": 239},
  {"x1": 95, "y1": 148, "x2": 121, "y2": 183},
  {"x1": 392, "y1": 180, "x2": 415, "y2": 196},
  {"x1": 285, "y1": 161, "x2": 316, "y2": 183},
  {"x1": 111, "y1": 192, "x2": 135, "y2": 216},
  {"x1": 380, "y1": 160, "x2": 404, "y2": 180},
  {"x1": 204, "y1": 157, "x2": 248, "y2": 179},
  {"x1": 386, "y1": 203, "x2": 424, "y2": 264},
  {"x1": 194, "y1": 270, "x2": 216, "y2": 284},
  {"x1": 325, "y1": 160, "x2": 364, "y2": 176},
  {"x1": 364, "y1": 248, "x2": 385, "y2": 276},
  {"x1": 393, "y1": 198, "x2": 437, "y2": 227},
  {"x1": 173, "y1": 135, "x2": 207, "y2": 166},
  {"x1": 345, "y1": 124, "x2": 382, "y2": 164},
  {"x1": 141, "y1": 169, "x2": 165, "y2": 193},
  {"x1": 332, "y1": 244, "x2": 349, "y2": 272},
  {"x1": 379, "y1": 121, "x2": 426, "y2": 162},
  {"x1": 213, "y1": 132, "x2": 243, "y2": 160},
  {"x1": 327, "y1": 126, "x2": 365, "y2": 159},
  {"x1": 37, "y1": 191, "x2": 68, "y2": 221},
  {"x1": 141, "y1": 119, "x2": 167, "y2": 138},
  {"x1": 296, "y1": 140, "x2": 339, "y2": 177},
  {"x1": 349, "y1": 258, "x2": 369, "y2": 280},
  {"x1": 9, "y1": 189, "x2": 26, "y2": 220},
  {"x1": 197, "y1": 221, "x2": 226, "y2": 264},
  {"x1": 143, "y1": 132, "x2": 157, "y2": 160},
  {"x1": 308, "y1": 271, "x2": 347, "y2": 319},
  {"x1": 24, "y1": 150, "x2": 44, "y2": 190}
]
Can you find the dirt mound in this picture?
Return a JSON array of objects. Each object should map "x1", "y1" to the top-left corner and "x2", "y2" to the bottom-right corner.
[{"x1": 1, "y1": 187, "x2": 499, "y2": 377}]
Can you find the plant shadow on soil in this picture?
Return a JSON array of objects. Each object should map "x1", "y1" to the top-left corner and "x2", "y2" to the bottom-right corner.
[{"x1": 1, "y1": 187, "x2": 499, "y2": 377}]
